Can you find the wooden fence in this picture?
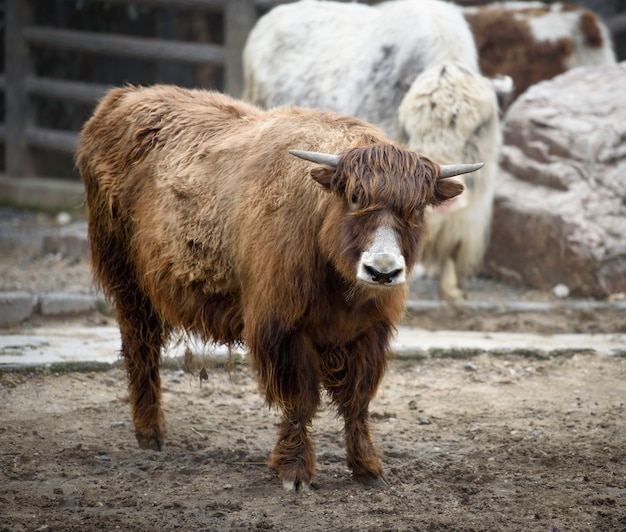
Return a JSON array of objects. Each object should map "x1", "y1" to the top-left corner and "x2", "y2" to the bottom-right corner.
[
  {"x1": 0, "y1": 0, "x2": 292, "y2": 178},
  {"x1": 2, "y1": 0, "x2": 626, "y2": 182}
]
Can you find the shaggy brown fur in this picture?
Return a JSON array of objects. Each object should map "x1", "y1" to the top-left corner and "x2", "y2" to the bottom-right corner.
[{"x1": 77, "y1": 85, "x2": 462, "y2": 489}]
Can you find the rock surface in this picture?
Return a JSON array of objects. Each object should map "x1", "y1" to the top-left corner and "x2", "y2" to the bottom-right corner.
[{"x1": 484, "y1": 62, "x2": 626, "y2": 298}]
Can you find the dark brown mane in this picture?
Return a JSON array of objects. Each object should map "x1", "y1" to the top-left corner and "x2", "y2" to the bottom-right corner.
[{"x1": 334, "y1": 145, "x2": 439, "y2": 219}]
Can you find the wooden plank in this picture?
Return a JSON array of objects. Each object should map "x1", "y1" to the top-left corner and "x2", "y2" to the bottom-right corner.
[
  {"x1": 224, "y1": 0, "x2": 257, "y2": 97},
  {"x1": 255, "y1": 0, "x2": 300, "y2": 9},
  {"x1": 75, "y1": 0, "x2": 224, "y2": 11},
  {"x1": 26, "y1": 127, "x2": 79, "y2": 154},
  {"x1": 26, "y1": 77, "x2": 111, "y2": 104},
  {"x1": 75, "y1": 0, "x2": 299, "y2": 11},
  {"x1": 24, "y1": 26, "x2": 225, "y2": 64},
  {"x1": 256, "y1": 0, "x2": 375, "y2": 7},
  {"x1": 0, "y1": 175, "x2": 85, "y2": 211},
  {"x1": 5, "y1": 0, "x2": 35, "y2": 176}
]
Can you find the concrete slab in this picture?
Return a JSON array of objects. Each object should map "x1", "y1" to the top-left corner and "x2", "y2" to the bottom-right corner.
[
  {"x1": 38, "y1": 293, "x2": 98, "y2": 316},
  {"x1": 0, "y1": 326, "x2": 248, "y2": 368},
  {"x1": 41, "y1": 221, "x2": 89, "y2": 258},
  {"x1": 0, "y1": 292, "x2": 36, "y2": 325},
  {"x1": 0, "y1": 176, "x2": 85, "y2": 211},
  {"x1": 1, "y1": 325, "x2": 624, "y2": 369},
  {"x1": 0, "y1": 326, "x2": 121, "y2": 367},
  {"x1": 393, "y1": 327, "x2": 626, "y2": 358},
  {"x1": 0, "y1": 292, "x2": 104, "y2": 325}
]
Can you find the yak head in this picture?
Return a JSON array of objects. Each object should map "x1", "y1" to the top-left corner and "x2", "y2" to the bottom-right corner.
[{"x1": 290, "y1": 145, "x2": 481, "y2": 290}]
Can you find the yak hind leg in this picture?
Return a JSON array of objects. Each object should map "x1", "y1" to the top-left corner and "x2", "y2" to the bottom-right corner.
[
  {"x1": 249, "y1": 325, "x2": 320, "y2": 491},
  {"x1": 439, "y1": 256, "x2": 465, "y2": 302},
  {"x1": 322, "y1": 328, "x2": 389, "y2": 485},
  {"x1": 116, "y1": 287, "x2": 168, "y2": 451}
]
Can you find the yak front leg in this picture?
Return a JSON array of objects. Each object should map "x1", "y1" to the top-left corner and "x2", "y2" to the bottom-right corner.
[
  {"x1": 270, "y1": 402, "x2": 318, "y2": 491},
  {"x1": 344, "y1": 404, "x2": 386, "y2": 485},
  {"x1": 322, "y1": 326, "x2": 389, "y2": 485},
  {"x1": 248, "y1": 323, "x2": 321, "y2": 491}
]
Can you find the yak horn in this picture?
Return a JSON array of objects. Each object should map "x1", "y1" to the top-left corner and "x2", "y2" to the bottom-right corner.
[
  {"x1": 289, "y1": 150, "x2": 483, "y2": 177},
  {"x1": 289, "y1": 150, "x2": 340, "y2": 167},
  {"x1": 439, "y1": 162, "x2": 484, "y2": 178}
]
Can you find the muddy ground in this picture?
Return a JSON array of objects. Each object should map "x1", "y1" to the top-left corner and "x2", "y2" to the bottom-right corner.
[
  {"x1": 1, "y1": 207, "x2": 626, "y2": 530},
  {"x1": 1, "y1": 351, "x2": 625, "y2": 531}
]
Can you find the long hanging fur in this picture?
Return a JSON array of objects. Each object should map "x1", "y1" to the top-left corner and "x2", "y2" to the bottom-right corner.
[{"x1": 76, "y1": 85, "x2": 462, "y2": 489}]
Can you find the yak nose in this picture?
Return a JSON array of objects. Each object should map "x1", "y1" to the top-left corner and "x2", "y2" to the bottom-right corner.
[
  {"x1": 364, "y1": 264, "x2": 404, "y2": 285},
  {"x1": 357, "y1": 226, "x2": 407, "y2": 287}
]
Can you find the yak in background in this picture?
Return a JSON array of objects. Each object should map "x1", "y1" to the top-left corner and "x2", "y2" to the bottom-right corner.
[{"x1": 463, "y1": 1, "x2": 616, "y2": 107}]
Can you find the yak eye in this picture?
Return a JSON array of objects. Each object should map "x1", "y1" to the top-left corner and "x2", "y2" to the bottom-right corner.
[{"x1": 350, "y1": 193, "x2": 359, "y2": 210}]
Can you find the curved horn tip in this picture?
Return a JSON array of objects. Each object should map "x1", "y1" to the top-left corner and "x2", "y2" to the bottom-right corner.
[
  {"x1": 439, "y1": 162, "x2": 485, "y2": 178},
  {"x1": 289, "y1": 149, "x2": 340, "y2": 167}
]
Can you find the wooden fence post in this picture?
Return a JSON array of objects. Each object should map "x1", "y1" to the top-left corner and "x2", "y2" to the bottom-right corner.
[
  {"x1": 224, "y1": 0, "x2": 257, "y2": 98},
  {"x1": 5, "y1": 0, "x2": 35, "y2": 176}
]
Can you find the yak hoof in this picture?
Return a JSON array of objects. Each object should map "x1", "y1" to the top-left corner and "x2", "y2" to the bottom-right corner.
[
  {"x1": 440, "y1": 288, "x2": 466, "y2": 302},
  {"x1": 354, "y1": 472, "x2": 390, "y2": 488},
  {"x1": 135, "y1": 431, "x2": 163, "y2": 451},
  {"x1": 283, "y1": 479, "x2": 310, "y2": 492}
]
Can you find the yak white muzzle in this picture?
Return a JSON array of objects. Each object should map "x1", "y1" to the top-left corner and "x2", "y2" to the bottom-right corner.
[{"x1": 357, "y1": 226, "x2": 406, "y2": 287}]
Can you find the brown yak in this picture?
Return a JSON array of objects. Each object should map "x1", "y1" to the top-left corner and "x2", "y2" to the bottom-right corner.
[{"x1": 76, "y1": 85, "x2": 480, "y2": 491}]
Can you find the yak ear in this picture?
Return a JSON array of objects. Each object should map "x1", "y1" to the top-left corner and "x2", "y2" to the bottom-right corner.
[
  {"x1": 310, "y1": 166, "x2": 334, "y2": 190},
  {"x1": 491, "y1": 74, "x2": 514, "y2": 114},
  {"x1": 430, "y1": 177, "x2": 465, "y2": 206}
]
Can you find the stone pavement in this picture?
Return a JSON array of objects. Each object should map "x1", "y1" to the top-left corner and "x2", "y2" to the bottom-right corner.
[
  {"x1": 0, "y1": 291, "x2": 103, "y2": 326},
  {"x1": 1, "y1": 323, "x2": 624, "y2": 369}
]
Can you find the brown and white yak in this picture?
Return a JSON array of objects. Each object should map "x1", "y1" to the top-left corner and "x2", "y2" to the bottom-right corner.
[
  {"x1": 463, "y1": 1, "x2": 616, "y2": 106},
  {"x1": 76, "y1": 85, "x2": 480, "y2": 490}
]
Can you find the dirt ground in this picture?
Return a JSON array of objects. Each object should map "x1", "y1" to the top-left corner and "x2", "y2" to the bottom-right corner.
[
  {"x1": 1, "y1": 207, "x2": 626, "y2": 530},
  {"x1": 1, "y1": 351, "x2": 625, "y2": 531}
]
